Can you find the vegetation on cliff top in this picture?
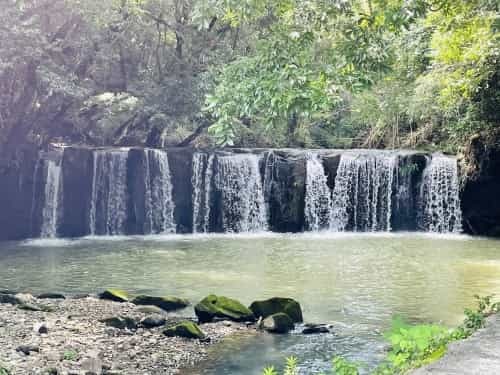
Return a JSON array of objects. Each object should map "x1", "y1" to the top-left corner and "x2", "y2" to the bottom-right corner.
[{"x1": 0, "y1": 0, "x2": 498, "y2": 153}]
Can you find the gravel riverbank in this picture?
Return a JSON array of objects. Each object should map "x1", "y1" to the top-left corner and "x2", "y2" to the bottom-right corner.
[{"x1": 0, "y1": 294, "x2": 252, "y2": 375}]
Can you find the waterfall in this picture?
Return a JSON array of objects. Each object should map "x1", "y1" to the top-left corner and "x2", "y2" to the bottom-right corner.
[
  {"x1": 330, "y1": 152, "x2": 397, "y2": 232},
  {"x1": 192, "y1": 153, "x2": 214, "y2": 233},
  {"x1": 89, "y1": 149, "x2": 129, "y2": 235},
  {"x1": 304, "y1": 153, "x2": 332, "y2": 231},
  {"x1": 418, "y1": 154, "x2": 462, "y2": 233},
  {"x1": 40, "y1": 152, "x2": 63, "y2": 238},
  {"x1": 214, "y1": 153, "x2": 268, "y2": 232},
  {"x1": 144, "y1": 149, "x2": 176, "y2": 234}
]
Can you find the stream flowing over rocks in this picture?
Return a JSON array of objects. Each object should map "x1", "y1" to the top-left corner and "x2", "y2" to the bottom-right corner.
[{"x1": 0, "y1": 294, "x2": 251, "y2": 375}]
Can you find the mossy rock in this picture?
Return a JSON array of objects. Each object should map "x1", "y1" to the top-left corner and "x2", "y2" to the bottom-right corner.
[
  {"x1": 163, "y1": 321, "x2": 206, "y2": 340},
  {"x1": 132, "y1": 295, "x2": 188, "y2": 311},
  {"x1": 262, "y1": 313, "x2": 294, "y2": 334},
  {"x1": 98, "y1": 289, "x2": 129, "y2": 303},
  {"x1": 249, "y1": 297, "x2": 303, "y2": 323},
  {"x1": 195, "y1": 294, "x2": 255, "y2": 323}
]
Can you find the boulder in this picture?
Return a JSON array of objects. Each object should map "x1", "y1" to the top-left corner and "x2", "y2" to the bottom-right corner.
[
  {"x1": 132, "y1": 295, "x2": 188, "y2": 312},
  {"x1": 194, "y1": 294, "x2": 255, "y2": 323},
  {"x1": 0, "y1": 293, "x2": 21, "y2": 305},
  {"x1": 163, "y1": 321, "x2": 206, "y2": 340},
  {"x1": 262, "y1": 313, "x2": 294, "y2": 334},
  {"x1": 98, "y1": 289, "x2": 129, "y2": 303},
  {"x1": 140, "y1": 314, "x2": 166, "y2": 329},
  {"x1": 135, "y1": 305, "x2": 165, "y2": 315},
  {"x1": 37, "y1": 293, "x2": 65, "y2": 300},
  {"x1": 302, "y1": 323, "x2": 331, "y2": 335},
  {"x1": 99, "y1": 316, "x2": 137, "y2": 330},
  {"x1": 249, "y1": 297, "x2": 303, "y2": 323},
  {"x1": 34, "y1": 323, "x2": 49, "y2": 334}
]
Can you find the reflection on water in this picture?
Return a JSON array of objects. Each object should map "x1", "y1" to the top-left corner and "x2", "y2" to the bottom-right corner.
[{"x1": 1, "y1": 233, "x2": 500, "y2": 373}]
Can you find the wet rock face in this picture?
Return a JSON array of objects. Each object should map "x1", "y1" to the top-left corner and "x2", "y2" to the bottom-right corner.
[
  {"x1": 461, "y1": 132, "x2": 500, "y2": 237},
  {"x1": 0, "y1": 144, "x2": 39, "y2": 240},
  {"x1": 59, "y1": 147, "x2": 94, "y2": 238}
]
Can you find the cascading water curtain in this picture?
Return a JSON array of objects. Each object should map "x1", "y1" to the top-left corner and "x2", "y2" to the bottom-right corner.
[
  {"x1": 144, "y1": 149, "x2": 176, "y2": 234},
  {"x1": 89, "y1": 149, "x2": 129, "y2": 235},
  {"x1": 304, "y1": 153, "x2": 332, "y2": 231},
  {"x1": 330, "y1": 153, "x2": 397, "y2": 232},
  {"x1": 192, "y1": 152, "x2": 214, "y2": 233},
  {"x1": 40, "y1": 151, "x2": 64, "y2": 238},
  {"x1": 214, "y1": 154, "x2": 268, "y2": 233},
  {"x1": 418, "y1": 154, "x2": 463, "y2": 233}
]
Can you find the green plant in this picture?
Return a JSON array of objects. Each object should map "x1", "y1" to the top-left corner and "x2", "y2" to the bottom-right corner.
[
  {"x1": 63, "y1": 350, "x2": 78, "y2": 361},
  {"x1": 332, "y1": 356, "x2": 360, "y2": 375},
  {"x1": 0, "y1": 365, "x2": 10, "y2": 375},
  {"x1": 461, "y1": 295, "x2": 500, "y2": 335},
  {"x1": 263, "y1": 356, "x2": 299, "y2": 375}
]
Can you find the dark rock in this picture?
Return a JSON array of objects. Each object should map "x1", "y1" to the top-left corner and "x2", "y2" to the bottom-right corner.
[
  {"x1": 45, "y1": 368, "x2": 58, "y2": 375},
  {"x1": 100, "y1": 316, "x2": 137, "y2": 330},
  {"x1": 72, "y1": 294, "x2": 91, "y2": 299},
  {"x1": 262, "y1": 313, "x2": 294, "y2": 334},
  {"x1": 163, "y1": 321, "x2": 206, "y2": 340},
  {"x1": 59, "y1": 147, "x2": 94, "y2": 237},
  {"x1": 302, "y1": 323, "x2": 330, "y2": 335},
  {"x1": 168, "y1": 148, "x2": 195, "y2": 233},
  {"x1": 0, "y1": 289, "x2": 16, "y2": 295},
  {"x1": 37, "y1": 293, "x2": 66, "y2": 300},
  {"x1": 16, "y1": 344, "x2": 39, "y2": 355},
  {"x1": 132, "y1": 295, "x2": 189, "y2": 312},
  {"x1": 140, "y1": 314, "x2": 166, "y2": 329},
  {"x1": 195, "y1": 294, "x2": 255, "y2": 323},
  {"x1": 34, "y1": 323, "x2": 49, "y2": 334},
  {"x1": 98, "y1": 289, "x2": 129, "y2": 303},
  {"x1": 0, "y1": 293, "x2": 21, "y2": 305},
  {"x1": 461, "y1": 131, "x2": 500, "y2": 236},
  {"x1": 249, "y1": 297, "x2": 303, "y2": 323}
]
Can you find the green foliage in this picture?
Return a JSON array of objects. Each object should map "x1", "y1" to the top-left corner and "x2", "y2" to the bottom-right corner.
[
  {"x1": 0, "y1": 366, "x2": 10, "y2": 375},
  {"x1": 263, "y1": 356, "x2": 299, "y2": 375},
  {"x1": 461, "y1": 295, "x2": 500, "y2": 335},
  {"x1": 63, "y1": 350, "x2": 78, "y2": 361},
  {"x1": 332, "y1": 356, "x2": 360, "y2": 375}
]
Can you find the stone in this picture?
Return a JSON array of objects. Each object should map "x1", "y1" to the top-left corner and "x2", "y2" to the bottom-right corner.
[
  {"x1": 16, "y1": 344, "x2": 40, "y2": 355},
  {"x1": 100, "y1": 316, "x2": 137, "y2": 330},
  {"x1": 135, "y1": 305, "x2": 165, "y2": 315},
  {"x1": 37, "y1": 293, "x2": 66, "y2": 299},
  {"x1": 0, "y1": 293, "x2": 21, "y2": 305},
  {"x1": 262, "y1": 313, "x2": 294, "y2": 334},
  {"x1": 249, "y1": 297, "x2": 303, "y2": 323},
  {"x1": 302, "y1": 323, "x2": 330, "y2": 335},
  {"x1": 34, "y1": 323, "x2": 49, "y2": 334},
  {"x1": 45, "y1": 368, "x2": 58, "y2": 375},
  {"x1": 163, "y1": 321, "x2": 206, "y2": 340},
  {"x1": 132, "y1": 295, "x2": 189, "y2": 312},
  {"x1": 140, "y1": 314, "x2": 166, "y2": 329},
  {"x1": 98, "y1": 289, "x2": 129, "y2": 303},
  {"x1": 195, "y1": 294, "x2": 255, "y2": 323}
]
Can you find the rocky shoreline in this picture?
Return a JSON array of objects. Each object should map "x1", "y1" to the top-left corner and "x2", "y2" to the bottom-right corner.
[{"x1": 0, "y1": 293, "x2": 252, "y2": 375}]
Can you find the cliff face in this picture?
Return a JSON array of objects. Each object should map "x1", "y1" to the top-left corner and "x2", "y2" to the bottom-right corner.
[{"x1": 461, "y1": 131, "x2": 500, "y2": 236}]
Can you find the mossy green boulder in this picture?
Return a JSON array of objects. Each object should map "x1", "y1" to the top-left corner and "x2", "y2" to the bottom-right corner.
[
  {"x1": 194, "y1": 294, "x2": 255, "y2": 323},
  {"x1": 262, "y1": 313, "x2": 295, "y2": 334},
  {"x1": 249, "y1": 297, "x2": 303, "y2": 323},
  {"x1": 163, "y1": 321, "x2": 206, "y2": 339},
  {"x1": 132, "y1": 295, "x2": 189, "y2": 311},
  {"x1": 98, "y1": 289, "x2": 129, "y2": 302}
]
